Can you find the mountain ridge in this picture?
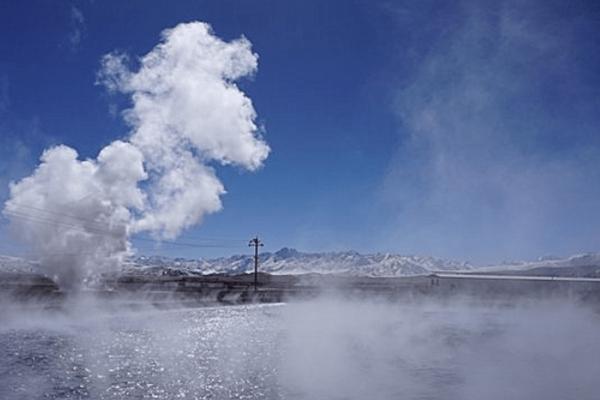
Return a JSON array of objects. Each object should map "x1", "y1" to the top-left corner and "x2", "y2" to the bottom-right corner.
[
  {"x1": 130, "y1": 247, "x2": 475, "y2": 277},
  {"x1": 2, "y1": 249, "x2": 600, "y2": 278}
]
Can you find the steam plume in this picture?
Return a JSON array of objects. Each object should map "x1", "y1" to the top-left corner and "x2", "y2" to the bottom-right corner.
[
  {"x1": 382, "y1": 1, "x2": 600, "y2": 262},
  {"x1": 2, "y1": 22, "x2": 269, "y2": 288}
]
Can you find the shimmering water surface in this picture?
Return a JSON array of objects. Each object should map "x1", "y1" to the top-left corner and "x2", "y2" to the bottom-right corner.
[{"x1": 1, "y1": 299, "x2": 599, "y2": 399}]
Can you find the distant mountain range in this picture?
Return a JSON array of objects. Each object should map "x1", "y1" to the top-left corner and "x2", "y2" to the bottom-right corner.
[
  {"x1": 0, "y1": 255, "x2": 39, "y2": 274},
  {"x1": 128, "y1": 248, "x2": 475, "y2": 277},
  {"x1": 477, "y1": 253, "x2": 600, "y2": 278},
  {"x1": 2, "y1": 249, "x2": 600, "y2": 278}
]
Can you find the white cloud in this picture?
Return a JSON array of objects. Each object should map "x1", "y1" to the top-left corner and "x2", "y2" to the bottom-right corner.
[{"x1": 68, "y1": 6, "x2": 86, "y2": 50}]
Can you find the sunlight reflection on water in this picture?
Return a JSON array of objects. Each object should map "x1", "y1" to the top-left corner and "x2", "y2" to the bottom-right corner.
[{"x1": 0, "y1": 300, "x2": 598, "y2": 400}]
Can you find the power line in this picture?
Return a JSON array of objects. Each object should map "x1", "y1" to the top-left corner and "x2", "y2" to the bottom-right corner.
[
  {"x1": 3, "y1": 210, "x2": 122, "y2": 238},
  {"x1": 2, "y1": 209, "x2": 246, "y2": 250},
  {"x1": 5, "y1": 203, "x2": 248, "y2": 243},
  {"x1": 6, "y1": 203, "x2": 115, "y2": 226},
  {"x1": 132, "y1": 236, "x2": 246, "y2": 249}
]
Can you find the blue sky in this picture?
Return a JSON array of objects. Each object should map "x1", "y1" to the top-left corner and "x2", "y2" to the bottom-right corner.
[{"x1": 1, "y1": 0, "x2": 600, "y2": 264}]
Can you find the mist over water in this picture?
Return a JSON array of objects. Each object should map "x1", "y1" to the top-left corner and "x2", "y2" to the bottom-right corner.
[{"x1": 1, "y1": 297, "x2": 598, "y2": 400}]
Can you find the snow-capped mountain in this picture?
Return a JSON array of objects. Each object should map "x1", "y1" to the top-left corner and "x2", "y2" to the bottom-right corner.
[
  {"x1": 128, "y1": 248, "x2": 474, "y2": 277},
  {"x1": 0, "y1": 255, "x2": 39, "y2": 274},
  {"x1": 477, "y1": 253, "x2": 600, "y2": 277},
  {"x1": 3, "y1": 250, "x2": 600, "y2": 279},
  {"x1": 480, "y1": 253, "x2": 600, "y2": 271}
]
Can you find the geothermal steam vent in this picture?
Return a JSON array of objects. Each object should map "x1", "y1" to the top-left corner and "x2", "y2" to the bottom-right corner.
[{"x1": 2, "y1": 22, "x2": 270, "y2": 289}]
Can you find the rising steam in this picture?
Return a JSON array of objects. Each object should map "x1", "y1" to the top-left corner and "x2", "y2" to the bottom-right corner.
[
  {"x1": 2, "y1": 22, "x2": 270, "y2": 288},
  {"x1": 381, "y1": 0, "x2": 600, "y2": 263}
]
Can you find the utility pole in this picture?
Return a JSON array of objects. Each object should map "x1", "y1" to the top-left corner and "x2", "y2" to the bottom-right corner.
[{"x1": 249, "y1": 236, "x2": 263, "y2": 291}]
